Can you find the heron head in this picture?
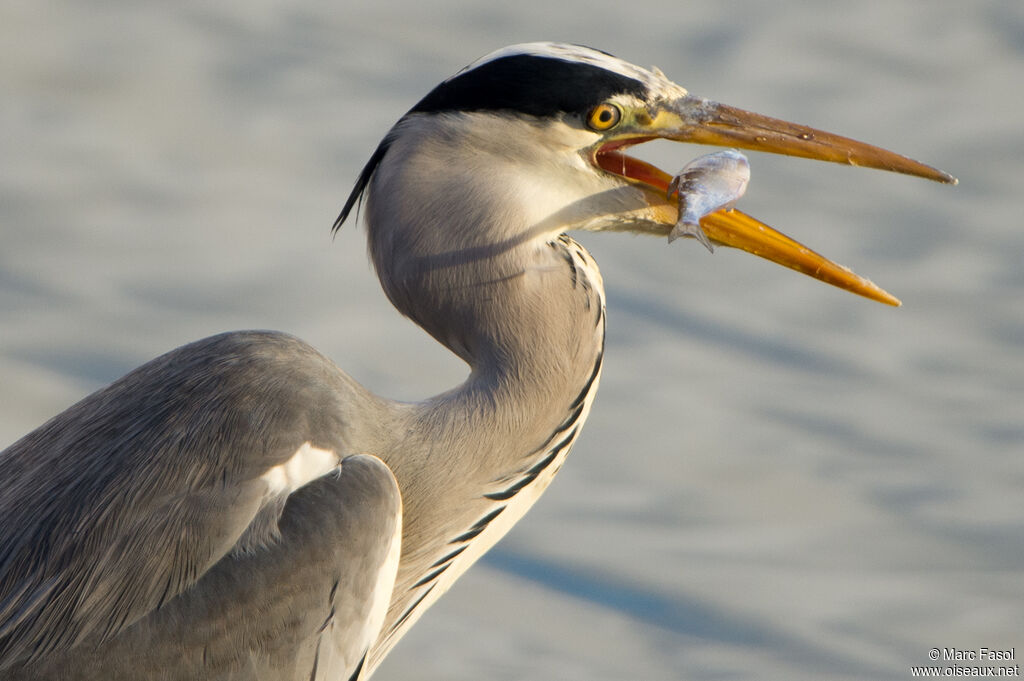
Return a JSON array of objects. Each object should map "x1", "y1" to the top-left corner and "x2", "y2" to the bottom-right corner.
[{"x1": 338, "y1": 42, "x2": 955, "y2": 306}]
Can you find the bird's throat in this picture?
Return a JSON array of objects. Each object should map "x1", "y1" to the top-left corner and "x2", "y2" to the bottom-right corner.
[{"x1": 366, "y1": 236, "x2": 607, "y2": 670}]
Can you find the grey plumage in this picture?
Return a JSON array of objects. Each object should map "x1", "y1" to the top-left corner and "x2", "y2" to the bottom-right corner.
[
  {"x1": 1, "y1": 333, "x2": 401, "y2": 679},
  {"x1": 0, "y1": 41, "x2": 954, "y2": 679}
]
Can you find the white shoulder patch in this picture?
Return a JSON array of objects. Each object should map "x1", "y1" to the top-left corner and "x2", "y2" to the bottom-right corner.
[{"x1": 261, "y1": 442, "x2": 340, "y2": 495}]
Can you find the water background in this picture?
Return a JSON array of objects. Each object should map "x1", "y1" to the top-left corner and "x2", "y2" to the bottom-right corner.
[{"x1": 2, "y1": 2, "x2": 1021, "y2": 679}]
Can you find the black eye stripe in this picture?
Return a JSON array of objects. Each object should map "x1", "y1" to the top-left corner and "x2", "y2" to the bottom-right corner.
[
  {"x1": 410, "y1": 54, "x2": 648, "y2": 118},
  {"x1": 335, "y1": 49, "x2": 648, "y2": 231}
]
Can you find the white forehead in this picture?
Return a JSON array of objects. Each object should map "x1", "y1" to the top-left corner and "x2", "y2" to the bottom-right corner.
[{"x1": 460, "y1": 42, "x2": 685, "y2": 96}]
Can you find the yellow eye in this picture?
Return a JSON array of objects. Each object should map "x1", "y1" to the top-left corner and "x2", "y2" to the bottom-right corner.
[{"x1": 586, "y1": 103, "x2": 622, "y2": 131}]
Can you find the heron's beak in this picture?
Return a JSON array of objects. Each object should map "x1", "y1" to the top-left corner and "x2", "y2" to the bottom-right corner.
[{"x1": 594, "y1": 95, "x2": 956, "y2": 306}]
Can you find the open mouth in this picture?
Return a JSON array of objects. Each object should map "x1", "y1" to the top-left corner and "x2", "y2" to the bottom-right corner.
[
  {"x1": 583, "y1": 94, "x2": 956, "y2": 308},
  {"x1": 593, "y1": 139, "x2": 673, "y2": 194},
  {"x1": 590, "y1": 136, "x2": 908, "y2": 307}
]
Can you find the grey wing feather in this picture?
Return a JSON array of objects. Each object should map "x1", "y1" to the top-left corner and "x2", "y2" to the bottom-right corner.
[
  {"x1": 0, "y1": 331, "x2": 391, "y2": 676},
  {"x1": 3, "y1": 454, "x2": 402, "y2": 681}
]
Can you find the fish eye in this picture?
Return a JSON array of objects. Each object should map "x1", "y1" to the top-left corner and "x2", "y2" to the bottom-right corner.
[{"x1": 586, "y1": 103, "x2": 622, "y2": 131}]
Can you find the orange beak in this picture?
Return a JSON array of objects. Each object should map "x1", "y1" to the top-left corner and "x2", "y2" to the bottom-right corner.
[{"x1": 593, "y1": 95, "x2": 956, "y2": 306}]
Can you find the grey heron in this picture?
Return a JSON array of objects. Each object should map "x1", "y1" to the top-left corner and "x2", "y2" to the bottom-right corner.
[{"x1": 0, "y1": 42, "x2": 955, "y2": 680}]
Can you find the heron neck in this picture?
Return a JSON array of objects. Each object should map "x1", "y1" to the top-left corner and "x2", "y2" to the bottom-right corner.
[
  {"x1": 378, "y1": 234, "x2": 606, "y2": 409},
  {"x1": 375, "y1": 234, "x2": 606, "y2": 567},
  {"x1": 361, "y1": 190, "x2": 607, "y2": 666},
  {"x1": 357, "y1": 113, "x2": 611, "y2": 668}
]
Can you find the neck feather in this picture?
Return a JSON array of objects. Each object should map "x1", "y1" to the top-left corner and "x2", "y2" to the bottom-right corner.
[{"x1": 358, "y1": 114, "x2": 610, "y2": 668}]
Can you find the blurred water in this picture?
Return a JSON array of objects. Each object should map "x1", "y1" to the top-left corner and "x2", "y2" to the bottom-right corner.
[{"x1": 2, "y1": 2, "x2": 1022, "y2": 679}]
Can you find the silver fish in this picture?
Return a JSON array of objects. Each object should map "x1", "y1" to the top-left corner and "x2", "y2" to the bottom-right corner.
[{"x1": 667, "y1": 149, "x2": 750, "y2": 252}]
